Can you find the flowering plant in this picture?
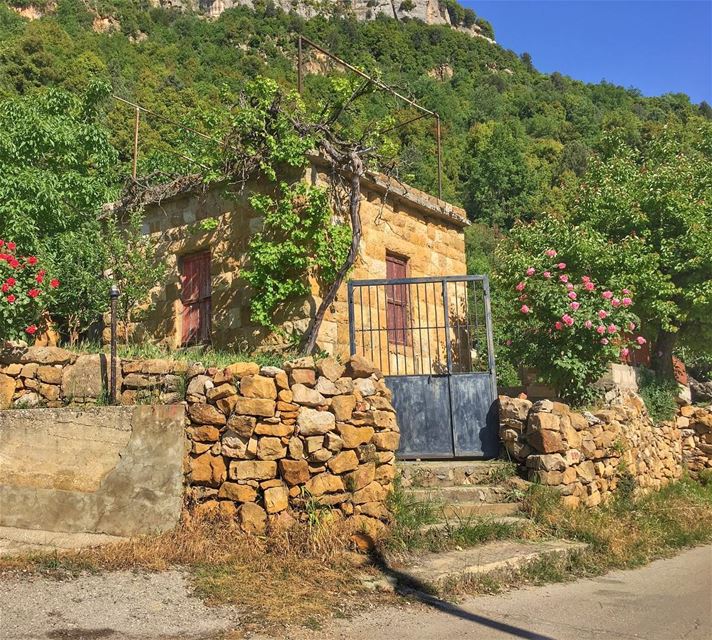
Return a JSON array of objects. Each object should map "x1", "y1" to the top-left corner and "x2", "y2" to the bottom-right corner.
[
  {"x1": 505, "y1": 248, "x2": 645, "y2": 403},
  {"x1": 0, "y1": 240, "x2": 59, "y2": 342}
]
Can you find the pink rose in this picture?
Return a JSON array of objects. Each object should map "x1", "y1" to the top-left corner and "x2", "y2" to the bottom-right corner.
[
  {"x1": 611, "y1": 298, "x2": 621, "y2": 308},
  {"x1": 581, "y1": 276, "x2": 591, "y2": 283},
  {"x1": 628, "y1": 322, "x2": 636, "y2": 331},
  {"x1": 516, "y1": 281, "x2": 526, "y2": 292},
  {"x1": 600, "y1": 338, "x2": 609, "y2": 345},
  {"x1": 559, "y1": 274, "x2": 569, "y2": 283},
  {"x1": 622, "y1": 297, "x2": 632, "y2": 306},
  {"x1": 607, "y1": 324, "x2": 618, "y2": 334},
  {"x1": 636, "y1": 336, "x2": 647, "y2": 345},
  {"x1": 602, "y1": 291, "x2": 613, "y2": 300},
  {"x1": 622, "y1": 288, "x2": 631, "y2": 295},
  {"x1": 554, "y1": 321, "x2": 563, "y2": 331},
  {"x1": 584, "y1": 282, "x2": 595, "y2": 291},
  {"x1": 584, "y1": 320, "x2": 593, "y2": 329},
  {"x1": 570, "y1": 301, "x2": 581, "y2": 310},
  {"x1": 545, "y1": 249, "x2": 557, "y2": 257},
  {"x1": 562, "y1": 314, "x2": 574, "y2": 326},
  {"x1": 543, "y1": 271, "x2": 551, "y2": 279},
  {"x1": 566, "y1": 282, "x2": 574, "y2": 291},
  {"x1": 620, "y1": 347, "x2": 630, "y2": 358},
  {"x1": 598, "y1": 310, "x2": 608, "y2": 319},
  {"x1": 596, "y1": 325, "x2": 606, "y2": 335},
  {"x1": 520, "y1": 305, "x2": 530, "y2": 314},
  {"x1": 557, "y1": 263, "x2": 566, "y2": 270},
  {"x1": 526, "y1": 267, "x2": 535, "y2": 276},
  {"x1": 568, "y1": 291, "x2": 577, "y2": 300}
]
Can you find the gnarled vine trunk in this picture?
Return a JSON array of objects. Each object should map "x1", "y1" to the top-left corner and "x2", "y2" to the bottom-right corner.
[
  {"x1": 301, "y1": 151, "x2": 364, "y2": 355},
  {"x1": 653, "y1": 329, "x2": 677, "y2": 380}
]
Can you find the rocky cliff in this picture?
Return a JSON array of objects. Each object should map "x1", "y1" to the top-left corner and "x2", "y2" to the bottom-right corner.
[{"x1": 148, "y1": 0, "x2": 495, "y2": 41}]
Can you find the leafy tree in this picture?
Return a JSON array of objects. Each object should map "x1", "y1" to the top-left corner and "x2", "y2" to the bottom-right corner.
[{"x1": 570, "y1": 120, "x2": 712, "y2": 377}]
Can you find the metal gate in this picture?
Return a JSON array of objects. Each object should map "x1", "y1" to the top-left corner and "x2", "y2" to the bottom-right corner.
[{"x1": 348, "y1": 275, "x2": 498, "y2": 459}]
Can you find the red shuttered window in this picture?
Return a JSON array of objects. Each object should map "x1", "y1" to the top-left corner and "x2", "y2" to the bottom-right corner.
[
  {"x1": 181, "y1": 251, "x2": 211, "y2": 346},
  {"x1": 386, "y1": 252, "x2": 409, "y2": 346}
]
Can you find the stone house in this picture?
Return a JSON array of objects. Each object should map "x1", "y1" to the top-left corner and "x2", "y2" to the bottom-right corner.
[{"x1": 114, "y1": 157, "x2": 468, "y2": 358}]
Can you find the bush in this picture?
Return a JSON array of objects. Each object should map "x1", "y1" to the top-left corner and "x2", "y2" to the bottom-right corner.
[
  {"x1": 638, "y1": 368, "x2": 678, "y2": 423},
  {"x1": 0, "y1": 240, "x2": 59, "y2": 342},
  {"x1": 497, "y1": 241, "x2": 645, "y2": 404}
]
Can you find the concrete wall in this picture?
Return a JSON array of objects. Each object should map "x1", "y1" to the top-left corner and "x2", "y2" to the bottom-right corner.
[{"x1": 0, "y1": 405, "x2": 185, "y2": 537}]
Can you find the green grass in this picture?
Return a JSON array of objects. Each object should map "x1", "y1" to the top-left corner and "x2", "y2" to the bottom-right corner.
[
  {"x1": 69, "y1": 340, "x2": 294, "y2": 369},
  {"x1": 638, "y1": 368, "x2": 679, "y2": 423}
]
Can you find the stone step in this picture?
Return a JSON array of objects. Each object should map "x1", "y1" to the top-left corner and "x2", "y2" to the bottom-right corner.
[
  {"x1": 398, "y1": 460, "x2": 515, "y2": 488},
  {"x1": 440, "y1": 502, "x2": 523, "y2": 519},
  {"x1": 406, "y1": 484, "x2": 512, "y2": 504},
  {"x1": 419, "y1": 515, "x2": 529, "y2": 534},
  {"x1": 393, "y1": 539, "x2": 588, "y2": 593}
]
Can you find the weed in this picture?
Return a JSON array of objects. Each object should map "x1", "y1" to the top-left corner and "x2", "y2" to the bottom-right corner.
[
  {"x1": 638, "y1": 368, "x2": 679, "y2": 423},
  {"x1": 698, "y1": 468, "x2": 712, "y2": 486},
  {"x1": 485, "y1": 461, "x2": 518, "y2": 484}
]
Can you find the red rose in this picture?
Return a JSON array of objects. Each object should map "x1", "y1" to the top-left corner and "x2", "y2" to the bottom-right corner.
[
  {"x1": 6, "y1": 294, "x2": 15, "y2": 303},
  {"x1": 25, "y1": 325, "x2": 37, "y2": 335},
  {"x1": 0, "y1": 240, "x2": 4, "y2": 247},
  {"x1": 7, "y1": 242, "x2": 16, "y2": 251},
  {"x1": 27, "y1": 288, "x2": 40, "y2": 298},
  {"x1": 1, "y1": 284, "x2": 7, "y2": 293},
  {"x1": 36, "y1": 274, "x2": 44, "y2": 284},
  {"x1": 27, "y1": 256, "x2": 38, "y2": 265},
  {"x1": 8, "y1": 259, "x2": 19, "y2": 268},
  {"x1": 6, "y1": 278, "x2": 15, "y2": 286},
  {"x1": 50, "y1": 279, "x2": 60, "y2": 289}
]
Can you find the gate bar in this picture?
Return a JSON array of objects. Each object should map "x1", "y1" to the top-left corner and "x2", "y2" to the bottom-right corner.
[
  {"x1": 482, "y1": 275, "x2": 498, "y2": 400},
  {"x1": 351, "y1": 274, "x2": 487, "y2": 287}
]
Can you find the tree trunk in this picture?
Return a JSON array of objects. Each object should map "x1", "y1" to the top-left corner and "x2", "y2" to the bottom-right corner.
[
  {"x1": 653, "y1": 329, "x2": 677, "y2": 380},
  {"x1": 301, "y1": 151, "x2": 364, "y2": 355}
]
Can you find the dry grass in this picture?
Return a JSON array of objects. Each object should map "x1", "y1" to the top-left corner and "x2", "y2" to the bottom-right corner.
[{"x1": 0, "y1": 513, "x2": 387, "y2": 630}]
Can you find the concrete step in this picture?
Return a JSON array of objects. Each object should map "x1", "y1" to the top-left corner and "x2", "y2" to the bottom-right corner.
[
  {"x1": 398, "y1": 460, "x2": 516, "y2": 488},
  {"x1": 407, "y1": 484, "x2": 512, "y2": 504},
  {"x1": 440, "y1": 502, "x2": 523, "y2": 519},
  {"x1": 393, "y1": 539, "x2": 588, "y2": 593}
]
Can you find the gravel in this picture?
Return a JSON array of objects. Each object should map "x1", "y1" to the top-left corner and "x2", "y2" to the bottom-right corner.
[{"x1": 0, "y1": 570, "x2": 239, "y2": 639}]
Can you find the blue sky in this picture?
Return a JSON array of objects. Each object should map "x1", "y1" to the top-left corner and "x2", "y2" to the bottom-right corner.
[{"x1": 464, "y1": 1, "x2": 712, "y2": 104}]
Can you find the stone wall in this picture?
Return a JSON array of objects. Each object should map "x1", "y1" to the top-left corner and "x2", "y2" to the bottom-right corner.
[
  {"x1": 499, "y1": 392, "x2": 687, "y2": 508},
  {"x1": 680, "y1": 405, "x2": 712, "y2": 476},
  {"x1": 0, "y1": 346, "x2": 399, "y2": 535}
]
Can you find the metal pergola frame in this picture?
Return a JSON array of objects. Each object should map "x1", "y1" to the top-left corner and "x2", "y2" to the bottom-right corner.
[{"x1": 297, "y1": 34, "x2": 443, "y2": 199}]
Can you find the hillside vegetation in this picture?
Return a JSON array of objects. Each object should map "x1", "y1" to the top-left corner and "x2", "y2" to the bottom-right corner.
[{"x1": 1, "y1": 0, "x2": 707, "y2": 223}]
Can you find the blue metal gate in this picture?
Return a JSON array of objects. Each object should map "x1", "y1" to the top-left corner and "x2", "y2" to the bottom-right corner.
[{"x1": 348, "y1": 275, "x2": 498, "y2": 459}]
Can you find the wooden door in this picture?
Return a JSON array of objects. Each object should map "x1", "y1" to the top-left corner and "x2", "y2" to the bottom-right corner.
[
  {"x1": 181, "y1": 251, "x2": 211, "y2": 346},
  {"x1": 386, "y1": 253, "x2": 409, "y2": 346}
]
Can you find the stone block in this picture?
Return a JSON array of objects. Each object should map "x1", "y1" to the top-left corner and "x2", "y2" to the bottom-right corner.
[
  {"x1": 225, "y1": 362, "x2": 260, "y2": 379},
  {"x1": 291, "y1": 384, "x2": 325, "y2": 407},
  {"x1": 297, "y1": 407, "x2": 335, "y2": 435},
  {"x1": 337, "y1": 424, "x2": 375, "y2": 448},
  {"x1": 305, "y1": 472, "x2": 344, "y2": 496},
  {"x1": 317, "y1": 358, "x2": 346, "y2": 382},
  {"x1": 240, "y1": 375, "x2": 277, "y2": 400},
  {"x1": 278, "y1": 459, "x2": 310, "y2": 486},
  {"x1": 238, "y1": 502, "x2": 267, "y2": 534},
  {"x1": 327, "y1": 450, "x2": 359, "y2": 474},
  {"x1": 264, "y1": 486, "x2": 289, "y2": 513},
  {"x1": 234, "y1": 397, "x2": 276, "y2": 418},
  {"x1": 257, "y1": 437, "x2": 287, "y2": 460},
  {"x1": 218, "y1": 482, "x2": 257, "y2": 502},
  {"x1": 230, "y1": 460, "x2": 277, "y2": 481},
  {"x1": 188, "y1": 403, "x2": 227, "y2": 426}
]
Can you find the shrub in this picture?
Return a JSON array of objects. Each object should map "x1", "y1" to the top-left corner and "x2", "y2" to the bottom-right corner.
[
  {"x1": 0, "y1": 240, "x2": 59, "y2": 342},
  {"x1": 638, "y1": 368, "x2": 678, "y2": 423},
  {"x1": 499, "y1": 246, "x2": 644, "y2": 404}
]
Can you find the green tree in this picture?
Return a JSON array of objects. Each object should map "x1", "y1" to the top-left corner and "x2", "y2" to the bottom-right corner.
[{"x1": 570, "y1": 120, "x2": 712, "y2": 377}]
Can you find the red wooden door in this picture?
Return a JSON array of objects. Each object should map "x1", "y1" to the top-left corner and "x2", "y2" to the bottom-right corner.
[
  {"x1": 386, "y1": 253, "x2": 409, "y2": 346},
  {"x1": 181, "y1": 251, "x2": 211, "y2": 346}
]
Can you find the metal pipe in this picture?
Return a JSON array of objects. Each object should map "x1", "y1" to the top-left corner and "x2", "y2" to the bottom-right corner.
[
  {"x1": 436, "y1": 115, "x2": 443, "y2": 199},
  {"x1": 297, "y1": 35, "x2": 303, "y2": 94},
  {"x1": 109, "y1": 284, "x2": 120, "y2": 404},
  {"x1": 132, "y1": 107, "x2": 140, "y2": 180}
]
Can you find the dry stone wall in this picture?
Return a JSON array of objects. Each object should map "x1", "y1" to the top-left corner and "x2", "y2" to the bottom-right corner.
[
  {"x1": 0, "y1": 346, "x2": 399, "y2": 535},
  {"x1": 680, "y1": 405, "x2": 712, "y2": 476},
  {"x1": 499, "y1": 392, "x2": 692, "y2": 508}
]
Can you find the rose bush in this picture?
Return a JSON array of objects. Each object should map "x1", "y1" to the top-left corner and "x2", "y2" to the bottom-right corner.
[
  {"x1": 0, "y1": 240, "x2": 59, "y2": 343},
  {"x1": 502, "y1": 247, "x2": 645, "y2": 403}
]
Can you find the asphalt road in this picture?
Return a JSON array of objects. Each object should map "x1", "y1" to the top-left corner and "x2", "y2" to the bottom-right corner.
[{"x1": 313, "y1": 544, "x2": 712, "y2": 640}]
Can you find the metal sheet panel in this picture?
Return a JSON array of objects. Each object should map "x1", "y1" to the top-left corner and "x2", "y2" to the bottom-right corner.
[
  {"x1": 450, "y1": 373, "x2": 499, "y2": 458},
  {"x1": 387, "y1": 375, "x2": 454, "y2": 459}
]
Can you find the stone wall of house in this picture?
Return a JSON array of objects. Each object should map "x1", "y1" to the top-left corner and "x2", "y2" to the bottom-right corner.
[
  {"x1": 499, "y1": 392, "x2": 689, "y2": 508},
  {"x1": 129, "y1": 163, "x2": 467, "y2": 359},
  {"x1": 0, "y1": 346, "x2": 398, "y2": 535}
]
